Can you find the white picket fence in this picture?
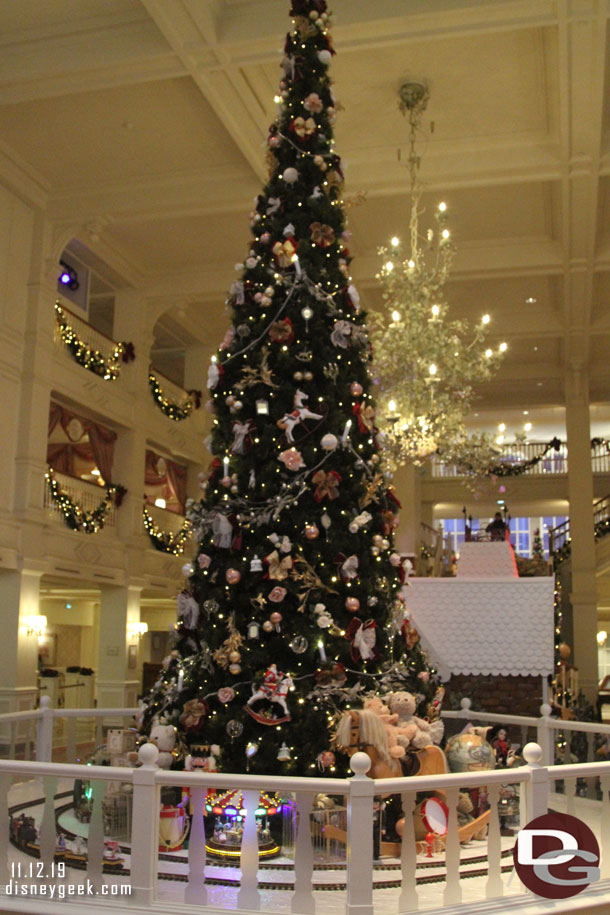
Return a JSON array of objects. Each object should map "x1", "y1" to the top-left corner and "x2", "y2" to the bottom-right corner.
[{"x1": 1, "y1": 698, "x2": 610, "y2": 914}]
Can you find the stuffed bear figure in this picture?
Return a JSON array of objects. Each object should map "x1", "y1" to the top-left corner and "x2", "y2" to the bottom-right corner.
[
  {"x1": 457, "y1": 791, "x2": 474, "y2": 827},
  {"x1": 363, "y1": 696, "x2": 410, "y2": 758},
  {"x1": 387, "y1": 691, "x2": 433, "y2": 749},
  {"x1": 149, "y1": 722, "x2": 177, "y2": 768}
]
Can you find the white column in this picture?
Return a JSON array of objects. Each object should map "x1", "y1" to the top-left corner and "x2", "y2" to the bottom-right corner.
[
  {"x1": 393, "y1": 462, "x2": 421, "y2": 557},
  {"x1": 565, "y1": 363, "x2": 598, "y2": 700},
  {"x1": 0, "y1": 567, "x2": 42, "y2": 735},
  {"x1": 97, "y1": 583, "x2": 142, "y2": 710}
]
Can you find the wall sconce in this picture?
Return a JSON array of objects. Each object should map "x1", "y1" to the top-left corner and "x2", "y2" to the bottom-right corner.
[
  {"x1": 127, "y1": 622, "x2": 148, "y2": 641},
  {"x1": 23, "y1": 615, "x2": 47, "y2": 637},
  {"x1": 597, "y1": 630, "x2": 607, "y2": 647}
]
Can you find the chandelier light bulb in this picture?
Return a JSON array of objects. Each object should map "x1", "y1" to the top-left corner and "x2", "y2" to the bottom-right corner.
[
  {"x1": 498, "y1": 423, "x2": 506, "y2": 432},
  {"x1": 391, "y1": 236, "x2": 400, "y2": 247},
  {"x1": 431, "y1": 304, "x2": 440, "y2": 316},
  {"x1": 496, "y1": 434, "x2": 504, "y2": 445},
  {"x1": 385, "y1": 260, "x2": 394, "y2": 272},
  {"x1": 438, "y1": 201, "x2": 447, "y2": 212},
  {"x1": 429, "y1": 363, "x2": 437, "y2": 375},
  {"x1": 441, "y1": 229, "x2": 450, "y2": 240},
  {"x1": 524, "y1": 422, "x2": 532, "y2": 432},
  {"x1": 391, "y1": 310, "x2": 400, "y2": 322},
  {"x1": 388, "y1": 399, "x2": 397, "y2": 413},
  {"x1": 407, "y1": 259, "x2": 415, "y2": 269},
  {"x1": 499, "y1": 341, "x2": 508, "y2": 352},
  {"x1": 482, "y1": 314, "x2": 490, "y2": 325},
  {"x1": 485, "y1": 348, "x2": 493, "y2": 358}
]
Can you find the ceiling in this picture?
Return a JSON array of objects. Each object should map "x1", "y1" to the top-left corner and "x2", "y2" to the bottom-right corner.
[{"x1": 1, "y1": 0, "x2": 609, "y2": 441}]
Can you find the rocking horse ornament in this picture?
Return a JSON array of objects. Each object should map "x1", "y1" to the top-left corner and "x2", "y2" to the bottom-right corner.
[
  {"x1": 245, "y1": 664, "x2": 293, "y2": 724},
  {"x1": 277, "y1": 389, "x2": 325, "y2": 443}
]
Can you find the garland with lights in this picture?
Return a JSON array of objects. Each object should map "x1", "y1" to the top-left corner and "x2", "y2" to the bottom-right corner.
[
  {"x1": 143, "y1": 505, "x2": 192, "y2": 555},
  {"x1": 54, "y1": 302, "x2": 135, "y2": 380},
  {"x1": 45, "y1": 469, "x2": 126, "y2": 533},
  {"x1": 148, "y1": 372, "x2": 202, "y2": 421}
]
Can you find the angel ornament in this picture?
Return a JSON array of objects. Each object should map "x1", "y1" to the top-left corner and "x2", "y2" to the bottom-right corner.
[{"x1": 277, "y1": 389, "x2": 324, "y2": 443}]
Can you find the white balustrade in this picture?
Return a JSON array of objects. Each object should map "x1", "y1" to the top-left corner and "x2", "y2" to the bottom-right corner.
[
  {"x1": 43, "y1": 469, "x2": 117, "y2": 526},
  {"x1": 0, "y1": 706, "x2": 610, "y2": 914}
]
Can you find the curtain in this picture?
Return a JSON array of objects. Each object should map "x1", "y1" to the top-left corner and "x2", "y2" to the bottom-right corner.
[
  {"x1": 48, "y1": 402, "x2": 117, "y2": 482},
  {"x1": 166, "y1": 460, "x2": 187, "y2": 511},
  {"x1": 87, "y1": 422, "x2": 116, "y2": 484}
]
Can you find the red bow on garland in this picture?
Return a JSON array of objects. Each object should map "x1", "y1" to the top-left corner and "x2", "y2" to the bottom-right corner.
[{"x1": 352, "y1": 401, "x2": 377, "y2": 434}]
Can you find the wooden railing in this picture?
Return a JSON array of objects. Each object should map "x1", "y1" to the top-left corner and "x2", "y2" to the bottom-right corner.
[
  {"x1": 2, "y1": 698, "x2": 610, "y2": 913},
  {"x1": 43, "y1": 470, "x2": 117, "y2": 527}
]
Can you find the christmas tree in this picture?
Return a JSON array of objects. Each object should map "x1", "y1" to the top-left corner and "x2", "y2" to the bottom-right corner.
[
  {"x1": 532, "y1": 527, "x2": 544, "y2": 560},
  {"x1": 138, "y1": 0, "x2": 438, "y2": 777}
]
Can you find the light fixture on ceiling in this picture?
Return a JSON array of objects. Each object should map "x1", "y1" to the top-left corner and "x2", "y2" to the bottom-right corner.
[{"x1": 58, "y1": 260, "x2": 79, "y2": 291}]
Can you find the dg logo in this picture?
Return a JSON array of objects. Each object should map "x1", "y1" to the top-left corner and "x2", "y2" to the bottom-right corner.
[{"x1": 514, "y1": 812, "x2": 600, "y2": 899}]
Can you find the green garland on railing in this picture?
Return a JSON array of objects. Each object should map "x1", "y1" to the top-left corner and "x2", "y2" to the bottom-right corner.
[
  {"x1": 485, "y1": 436, "x2": 563, "y2": 477},
  {"x1": 552, "y1": 511, "x2": 610, "y2": 569},
  {"x1": 143, "y1": 505, "x2": 192, "y2": 555},
  {"x1": 54, "y1": 302, "x2": 135, "y2": 380},
  {"x1": 45, "y1": 469, "x2": 126, "y2": 533},
  {"x1": 148, "y1": 372, "x2": 201, "y2": 421}
]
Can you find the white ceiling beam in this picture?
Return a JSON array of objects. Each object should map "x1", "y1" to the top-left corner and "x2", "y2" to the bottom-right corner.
[{"x1": 140, "y1": 0, "x2": 269, "y2": 184}]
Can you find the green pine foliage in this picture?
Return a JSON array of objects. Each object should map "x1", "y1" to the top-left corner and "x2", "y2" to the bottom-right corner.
[{"x1": 139, "y1": 0, "x2": 438, "y2": 777}]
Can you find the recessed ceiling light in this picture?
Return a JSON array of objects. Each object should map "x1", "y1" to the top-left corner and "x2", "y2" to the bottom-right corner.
[
  {"x1": 533, "y1": 346, "x2": 538, "y2": 351},
  {"x1": 526, "y1": 296, "x2": 536, "y2": 304},
  {"x1": 523, "y1": 410, "x2": 529, "y2": 415}
]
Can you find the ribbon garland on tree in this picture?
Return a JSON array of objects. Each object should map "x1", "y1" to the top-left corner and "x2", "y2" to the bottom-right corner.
[
  {"x1": 143, "y1": 505, "x2": 192, "y2": 555},
  {"x1": 45, "y1": 468, "x2": 126, "y2": 533},
  {"x1": 54, "y1": 302, "x2": 135, "y2": 380},
  {"x1": 148, "y1": 371, "x2": 202, "y2": 421}
]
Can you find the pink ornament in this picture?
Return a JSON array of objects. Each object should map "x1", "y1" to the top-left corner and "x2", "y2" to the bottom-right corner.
[
  {"x1": 259, "y1": 232, "x2": 271, "y2": 244},
  {"x1": 262, "y1": 620, "x2": 274, "y2": 632},
  {"x1": 279, "y1": 448, "x2": 306, "y2": 471},
  {"x1": 303, "y1": 92, "x2": 323, "y2": 113},
  {"x1": 217, "y1": 687, "x2": 235, "y2": 703},
  {"x1": 350, "y1": 382, "x2": 363, "y2": 397},
  {"x1": 269, "y1": 135, "x2": 280, "y2": 148},
  {"x1": 345, "y1": 597, "x2": 360, "y2": 613},
  {"x1": 226, "y1": 568, "x2": 241, "y2": 585},
  {"x1": 305, "y1": 523, "x2": 319, "y2": 540},
  {"x1": 317, "y1": 750, "x2": 335, "y2": 771},
  {"x1": 418, "y1": 671, "x2": 430, "y2": 683},
  {"x1": 269, "y1": 612, "x2": 283, "y2": 624},
  {"x1": 268, "y1": 586, "x2": 287, "y2": 603},
  {"x1": 197, "y1": 553, "x2": 212, "y2": 569},
  {"x1": 221, "y1": 475, "x2": 232, "y2": 488}
]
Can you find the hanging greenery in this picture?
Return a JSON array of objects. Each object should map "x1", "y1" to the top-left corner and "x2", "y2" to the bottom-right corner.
[
  {"x1": 148, "y1": 372, "x2": 202, "y2": 421},
  {"x1": 143, "y1": 505, "x2": 192, "y2": 555},
  {"x1": 54, "y1": 302, "x2": 135, "y2": 380},
  {"x1": 45, "y1": 469, "x2": 126, "y2": 533}
]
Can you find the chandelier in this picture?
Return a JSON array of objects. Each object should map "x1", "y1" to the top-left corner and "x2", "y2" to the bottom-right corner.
[{"x1": 369, "y1": 83, "x2": 507, "y2": 468}]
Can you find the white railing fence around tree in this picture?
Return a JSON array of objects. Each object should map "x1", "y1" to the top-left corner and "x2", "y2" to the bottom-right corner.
[{"x1": 2, "y1": 698, "x2": 610, "y2": 914}]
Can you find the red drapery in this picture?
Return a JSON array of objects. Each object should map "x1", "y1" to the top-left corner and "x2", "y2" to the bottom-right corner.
[
  {"x1": 145, "y1": 449, "x2": 187, "y2": 511},
  {"x1": 47, "y1": 403, "x2": 117, "y2": 482}
]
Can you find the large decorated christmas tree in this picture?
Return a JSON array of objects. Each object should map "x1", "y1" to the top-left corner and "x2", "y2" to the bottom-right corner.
[{"x1": 138, "y1": 0, "x2": 438, "y2": 777}]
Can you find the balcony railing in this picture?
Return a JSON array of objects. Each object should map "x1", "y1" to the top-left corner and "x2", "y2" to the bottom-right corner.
[
  {"x1": 1, "y1": 698, "x2": 610, "y2": 914},
  {"x1": 430, "y1": 441, "x2": 570, "y2": 478},
  {"x1": 43, "y1": 470, "x2": 116, "y2": 527},
  {"x1": 144, "y1": 502, "x2": 188, "y2": 535},
  {"x1": 54, "y1": 301, "x2": 121, "y2": 364}
]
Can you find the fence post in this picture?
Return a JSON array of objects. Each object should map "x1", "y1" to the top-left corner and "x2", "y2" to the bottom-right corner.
[
  {"x1": 523, "y1": 742, "x2": 549, "y2": 821},
  {"x1": 36, "y1": 695, "x2": 54, "y2": 762},
  {"x1": 345, "y1": 752, "x2": 374, "y2": 915},
  {"x1": 536, "y1": 703, "x2": 554, "y2": 767},
  {"x1": 458, "y1": 697, "x2": 473, "y2": 722},
  {"x1": 130, "y1": 743, "x2": 160, "y2": 905}
]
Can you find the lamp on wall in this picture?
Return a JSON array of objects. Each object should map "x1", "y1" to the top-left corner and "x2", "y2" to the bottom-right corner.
[
  {"x1": 58, "y1": 260, "x2": 79, "y2": 291},
  {"x1": 23, "y1": 615, "x2": 47, "y2": 637},
  {"x1": 127, "y1": 621, "x2": 148, "y2": 641},
  {"x1": 597, "y1": 631, "x2": 607, "y2": 647}
]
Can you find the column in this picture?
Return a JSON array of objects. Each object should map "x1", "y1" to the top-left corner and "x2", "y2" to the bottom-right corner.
[
  {"x1": 0, "y1": 568, "x2": 42, "y2": 722},
  {"x1": 393, "y1": 462, "x2": 422, "y2": 559},
  {"x1": 97, "y1": 583, "x2": 143, "y2": 712},
  {"x1": 564, "y1": 363, "x2": 598, "y2": 700}
]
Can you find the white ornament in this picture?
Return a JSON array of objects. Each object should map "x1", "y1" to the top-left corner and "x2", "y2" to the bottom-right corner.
[
  {"x1": 321, "y1": 433, "x2": 338, "y2": 451},
  {"x1": 283, "y1": 167, "x2": 299, "y2": 184},
  {"x1": 317, "y1": 50, "x2": 332, "y2": 65},
  {"x1": 389, "y1": 552, "x2": 402, "y2": 566},
  {"x1": 181, "y1": 563, "x2": 194, "y2": 577}
]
